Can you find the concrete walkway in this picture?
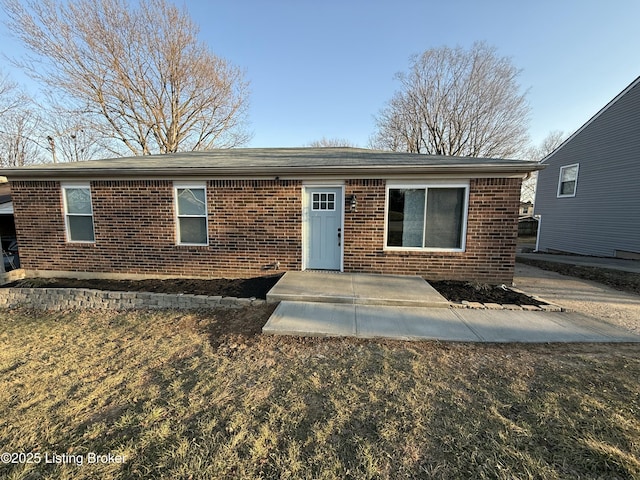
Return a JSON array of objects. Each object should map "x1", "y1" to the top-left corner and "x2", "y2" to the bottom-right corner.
[
  {"x1": 262, "y1": 271, "x2": 640, "y2": 343},
  {"x1": 264, "y1": 301, "x2": 639, "y2": 342},
  {"x1": 517, "y1": 252, "x2": 640, "y2": 274}
]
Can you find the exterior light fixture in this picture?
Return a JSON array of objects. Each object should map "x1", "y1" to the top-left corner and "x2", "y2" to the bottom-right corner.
[{"x1": 347, "y1": 194, "x2": 357, "y2": 212}]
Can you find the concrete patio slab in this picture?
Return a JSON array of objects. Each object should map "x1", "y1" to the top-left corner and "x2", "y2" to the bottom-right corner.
[
  {"x1": 267, "y1": 272, "x2": 354, "y2": 304},
  {"x1": 266, "y1": 271, "x2": 449, "y2": 307},
  {"x1": 351, "y1": 274, "x2": 448, "y2": 307}
]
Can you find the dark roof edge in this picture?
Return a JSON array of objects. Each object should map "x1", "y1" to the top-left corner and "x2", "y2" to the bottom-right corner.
[{"x1": 3, "y1": 162, "x2": 544, "y2": 180}]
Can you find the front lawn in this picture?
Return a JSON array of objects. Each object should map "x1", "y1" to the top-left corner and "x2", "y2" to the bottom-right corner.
[{"x1": 1, "y1": 307, "x2": 639, "y2": 479}]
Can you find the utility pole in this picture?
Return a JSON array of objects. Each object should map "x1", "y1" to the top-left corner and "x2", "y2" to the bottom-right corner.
[{"x1": 47, "y1": 135, "x2": 57, "y2": 163}]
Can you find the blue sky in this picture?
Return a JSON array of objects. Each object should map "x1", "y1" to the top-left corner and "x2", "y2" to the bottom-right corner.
[{"x1": 2, "y1": 0, "x2": 639, "y2": 153}]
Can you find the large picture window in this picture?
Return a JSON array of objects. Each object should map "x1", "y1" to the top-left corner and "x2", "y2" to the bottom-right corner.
[
  {"x1": 557, "y1": 163, "x2": 579, "y2": 197},
  {"x1": 386, "y1": 184, "x2": 468, "y2": 251},
  {"x1": 175, "y1": 183, "x2": 208, "y2": 245},
  {"x1": 62, "y1": 184, "x2": 95, "y2": 242}
]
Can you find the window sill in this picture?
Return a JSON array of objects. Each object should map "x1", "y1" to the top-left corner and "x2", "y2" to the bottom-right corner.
[{"x1": 384, "y1": 246, "x2": 465, "y2": 254}]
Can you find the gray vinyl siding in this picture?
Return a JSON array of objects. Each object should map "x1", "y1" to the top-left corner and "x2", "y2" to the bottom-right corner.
[{"x1": 535, "y1": 79, "x2": 640, "y2": 257}]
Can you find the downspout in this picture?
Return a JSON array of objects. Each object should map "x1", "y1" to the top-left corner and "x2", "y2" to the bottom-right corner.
[{"x1": 534, "y1": 215, "x2": 542, "y2": 252}]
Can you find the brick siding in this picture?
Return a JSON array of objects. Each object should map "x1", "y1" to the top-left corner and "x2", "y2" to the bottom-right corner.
[
  {"x1": 343, "y1": 178, "x2": 521, "y2": 283},
  {"x1": 11, "y1": 177, "x2": 521, "y2": 283},
  {"x1": 344, "y1": 178, "x2": 521, "y2": 283},
  {"x1": 12, "y1": 179, "x2": 302, "y2": 278}
]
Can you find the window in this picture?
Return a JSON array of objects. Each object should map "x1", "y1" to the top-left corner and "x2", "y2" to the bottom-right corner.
[
  {"x1": 312, "y1": 192, "x2": 336, "y2": 211},
  {"x1": 62, "y1": 184, "x2": 95, "y2": 242},
  {"x1": 557, "y1": 163, "x2": 579, "y2": 197},
  {"x1": 386, "y1": 184, "x2": 468, "y2": 251},
  {"x1": 175, "y1": 184, "x2": 208, "y2": 245}
]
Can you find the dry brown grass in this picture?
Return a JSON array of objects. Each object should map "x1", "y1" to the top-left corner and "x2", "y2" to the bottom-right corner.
[{"x1": 0, "y1": 306, "x2": 639, "y2": 479}]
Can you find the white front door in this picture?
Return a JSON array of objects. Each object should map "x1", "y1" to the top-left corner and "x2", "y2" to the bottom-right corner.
[{"x1": 304, "y1": 187, "x2": 343, "y2": 270}]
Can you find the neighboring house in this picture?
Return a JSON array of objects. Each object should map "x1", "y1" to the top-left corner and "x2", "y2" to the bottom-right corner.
[
  {"x1": 519, "y1": 201, "x2": 533, "y2": 217},
  {"x1": 517, "y1": 201, "x2": 538, "y2": 237},
  {"x1": 535, "y1": 76, "x2": 640, "y2": 259},
  {"x1": 2, "y1": 148, "x2": 540, "y2": 283}
]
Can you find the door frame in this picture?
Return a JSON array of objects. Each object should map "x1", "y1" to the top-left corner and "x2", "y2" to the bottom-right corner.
[{"x1": 301, "y1": 183, "x2": 345, "y2": 272}]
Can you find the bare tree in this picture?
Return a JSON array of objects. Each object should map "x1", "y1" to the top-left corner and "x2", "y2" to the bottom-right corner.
[
  {"x1": 521, "y1": 130, "x2": 566, "y2": 202},
  {"x1": 0, "y1": 72, "x2": 45, "y2": 166},
  {"x1": 306, "y1": 137, "x2": 357, "y2": 148},
  {"x1": 0, "y1": 71, "x2": 24, "y2": 123},
  {"x1": 371, "y1": 42, "x2": 530, "y2": 158},
  {"x1": 0, "y1": 107, "x2": 45, "y2": 167},
  {"x1": 41, "y1": 103, "x2": 106, "y2": 162},
  {"x1": 2, "y1": 114, "x2": 38, "y2": 166},
  {"x1": 531, "y1": 130, "x2": 566, "y2": 160},
  {"x1": 3, "y1": 0, "x2": 251, "y2": 156}
]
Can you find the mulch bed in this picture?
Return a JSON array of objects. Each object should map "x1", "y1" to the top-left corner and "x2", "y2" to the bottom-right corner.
[
  {"x1": 428, "y1": 280, "x2": 545, "y2": 306},
  {"x1": 6, "y1": 273, "x2": 545, "y2": 306},
  {"x1": 5, "y1": 274, "x2": 284, "y2": 300}
]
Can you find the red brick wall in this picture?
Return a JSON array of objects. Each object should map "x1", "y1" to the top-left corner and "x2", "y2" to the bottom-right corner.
[
  {"x1": 11, "y1": 177, "x2": 521, "y2": 283},
  {"x1": 343, "y1": 178, "x2": 522, "y2": 283},
  {"x1": 11, "y1": 181, "x2": 66, "y2": 271},
  {"x1": 11, "y1": 179, "x2": 302, "y2": 278}
]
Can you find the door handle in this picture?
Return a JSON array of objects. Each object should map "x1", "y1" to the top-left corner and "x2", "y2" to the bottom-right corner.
[{"x1": 337, "y1": 228, "x2": 341, "y2": 246}]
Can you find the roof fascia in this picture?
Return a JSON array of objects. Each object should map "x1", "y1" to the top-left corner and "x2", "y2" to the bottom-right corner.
[
  {"x1": 6, "y1": 172, "x2": 533, "y2": 184},
  {"x1": 3, "y1": 163, "x2": 543, "y2": 181}
]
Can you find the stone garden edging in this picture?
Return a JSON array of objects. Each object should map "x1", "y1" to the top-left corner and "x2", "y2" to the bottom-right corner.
[
  {"x1": 449, "y1": 301, "x2": 563, "y2": 312},
  {"x1": 447, "y1": 285, "x2": 565, "y2": 312},
  {"x1": 0, "y1": 287, "x2": 266, "y2": 311}
]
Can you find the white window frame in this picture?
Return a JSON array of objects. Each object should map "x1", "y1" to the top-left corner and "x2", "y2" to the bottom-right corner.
[
  {"x1": 61, "y1": 182, "x2": 95, "y2": 243},
  {"x1": 174, "y1": 182, "x2": 209, "y2": 246},
  {"x1": 311, "y1": 191, "x2": 337, "y2": 211},
  {"x1": 384, "y1": 182, "x2": 469, "y2": 253},
  {"x1": 557, "y1": 163, "x2": 579, "y2": 198}
]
